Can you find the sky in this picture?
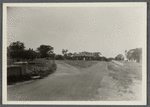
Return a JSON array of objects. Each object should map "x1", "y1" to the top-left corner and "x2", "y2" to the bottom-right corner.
[{"x1": 7, "y1": 4, "x2": 146, "y2": 58}]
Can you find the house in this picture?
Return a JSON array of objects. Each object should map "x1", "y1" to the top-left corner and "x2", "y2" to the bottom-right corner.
[
  {"x1": 73, "y1": 52, "x2": 102, "y2": 60},
  {"x1": 73, "y1": 53, "x2": 94, "y2": 60}
]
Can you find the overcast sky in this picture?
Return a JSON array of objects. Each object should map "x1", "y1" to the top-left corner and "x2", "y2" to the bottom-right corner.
[{"x1": 7, "y1": 4, "x2": 146, "y2": 58}]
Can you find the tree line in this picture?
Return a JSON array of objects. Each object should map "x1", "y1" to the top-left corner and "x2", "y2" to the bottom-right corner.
[
  {"x1": 7, "y1": 41, "x2": 107, "y2": 61},
  {"x1": 114, "y1": 48, "x2": 142, "y2": 62},
  {"x1": 8, "y1": 41, "x2": 142, "y2": 62},
  {"x1": 7, "y1": 41, "x2": 55, "y2": 61}
]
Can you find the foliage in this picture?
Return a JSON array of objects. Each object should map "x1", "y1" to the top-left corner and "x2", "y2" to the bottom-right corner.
[
  {"x1": 62, "y1": 49, "x2": 68, "y2": 55},
  {"x1": 7, "y1": 41, "x2": 25, "y2": 61},
  {"x1": 8, "y1": 41, "x2": 55, "y2": 61},
  {"x1": 68, "y1": 52, "x2": 73, "y2": 57},
  {"x1": 23, "y1": 49, "x2": 37, "y2": 60},
  {"x1": 55, "y1": 54, "x2": 64, "y2": 60},
  {"x1": 62, "y1": 49, "x2": 68, "y2": 59},
  {"x1": 37, "y1": 45, "x2": 53, "y2": 58},
  {"x1": 127, "y1": 48, "x2": 142, "y2": 62},
  {"x1": 7, "y1": 41, "x2": 37, "y2": 61},
  {"x1": 66, "y1": 52, "x2": 73, "y2": 60},
  {"x1": 115, "y1": 54, "x2": 124, "y2": 61}
]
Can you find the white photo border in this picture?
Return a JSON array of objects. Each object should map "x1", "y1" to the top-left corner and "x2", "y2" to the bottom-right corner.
[{"x1": 2, "y1": 2, "x2": 147, "y2": 105}]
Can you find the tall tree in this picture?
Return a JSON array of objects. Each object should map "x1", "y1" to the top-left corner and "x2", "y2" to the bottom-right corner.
[
  {"x1": 62, "y1": 49, "x2": 68, "y2": 59},
  {"x1": 7, "y1": 41, "x2": 25, "y2": 61},
  {"x1": 23, "y1": 48, "x2": 36, "y2": 61},
  {"x1": 37, "y1": 45, "x2": 53, "y2": 58},
  {"x1": 62, "y1": 49, "x2": 68, "y2": 55},
  {"x1": 127, "y1": 48, "x2": 142, "y2": 62}
]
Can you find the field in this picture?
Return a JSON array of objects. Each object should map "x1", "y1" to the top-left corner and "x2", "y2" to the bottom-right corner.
[{"x1": 62, "y1": 60, "x2": 100, "y2": 68}]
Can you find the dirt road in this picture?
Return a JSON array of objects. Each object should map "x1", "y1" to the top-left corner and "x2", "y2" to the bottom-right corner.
[
  {"x1": 7, "y1": 61, "x2": 142, "y2": 101},
  {"x1": 7, "y1": 61, "x2": 109, "y2": 101}
]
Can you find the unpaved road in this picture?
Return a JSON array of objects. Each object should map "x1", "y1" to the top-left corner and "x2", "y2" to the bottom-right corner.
[
  {"x1": 7, "y1": 61, "x2": 142, "y2": 101},
  {"x1": 7, "y1": 61, "x2": 109, "y2": 101}
]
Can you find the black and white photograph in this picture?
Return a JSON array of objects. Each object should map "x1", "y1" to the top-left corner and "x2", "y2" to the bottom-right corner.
[{"x1": 3, "y1": 3, "x2": 147, "y2": 105}]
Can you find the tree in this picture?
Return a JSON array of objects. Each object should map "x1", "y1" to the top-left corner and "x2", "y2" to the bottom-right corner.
[
  {"x1": 55, "y1": 54, "x2": 64, "y2": 60},
  {"x1": 115, "y1": 54, "x2": 124, "y2": 61},
  {"x1": 62, "y1": 49, "x2": 68, "y2": 59},
  {"x1": 62, "y1": 49, "x2": 68, "y2": 55},
  {"x1": 7, "y1": 41, "x2": 25, "y2": 61},
  {"x1": 23, "y1": 48, "x2": 36, "y2": 61},
  {"x1": 37, "y1": 45, "x2": 53, "y2": 58},
  {"x1": 132, "y1": 48, "x2": 142, "y2": 62},
  {"x1": 127, "y1": 48, "x2": 142, "y2": 62},
  {"x1": 48, "y1": 51, "x2": 55, "y2": 59},
  {"x1": 67, "y1": 52, "x2": 73, "y2": 60},
  {"x1": 127, "y1": 50, "x2": 134, "y2": 61}
]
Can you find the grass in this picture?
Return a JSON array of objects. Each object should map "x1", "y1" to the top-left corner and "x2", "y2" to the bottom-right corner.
[
  {"x1": 123, "y1": 62, "x2": 142, "y2": 80},
  {"x1": 107, "y1": 61, "x2": 142, "y2": 91},
  {"x1": 62, "y1": 60, "x2": 99, "y2": 68}
]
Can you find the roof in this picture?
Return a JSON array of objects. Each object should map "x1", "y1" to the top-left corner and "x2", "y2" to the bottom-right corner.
[{"x1": 73, "y1": 53, "x2": 95, "y2": 57}]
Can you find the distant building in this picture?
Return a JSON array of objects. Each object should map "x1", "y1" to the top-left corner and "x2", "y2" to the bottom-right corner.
[
  {"x1": 73, "y1": 52, "x2": 102, "y2": 60},
  {"x1": 73, "y1": 53, "x2": 94, "y2": 60}
]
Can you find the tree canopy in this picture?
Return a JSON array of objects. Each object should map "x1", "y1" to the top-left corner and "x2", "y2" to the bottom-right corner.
[
  {"x1": 115, "y1": 54, "x2": 124, "y2": 61},
  {"x1": 62, "y1": 49, "x2": 68, "y2": 55},
  {"x1": 127, "y1": 48, "x2": 142, "y2": 62},
  {"x1": 62, "y1": 49, "x2": 68, "y2": 59},
  {"x1": 24, "y1": 49, "x2": 37, "y2": 60},
  {"x1": 7, "y1": 41, "x2": 25, "y2": 61},
  {"x1": 37, "y1": 45, "x2": 54, "y2": 58}
]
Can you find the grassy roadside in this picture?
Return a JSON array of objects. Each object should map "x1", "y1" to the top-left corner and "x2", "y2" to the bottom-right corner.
[
  {"x1": 106, "y1": 61, "x2": 142, "y2": 100},
  {"x1": 62, "y1": 60, "x2": 99, "y2": 68},
  {"x1": 108, "y1": 62, "x2": 142, "y2": 82},
  {"x1": 108, "y1": 62, "x2": 133, "y2": 89}
]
